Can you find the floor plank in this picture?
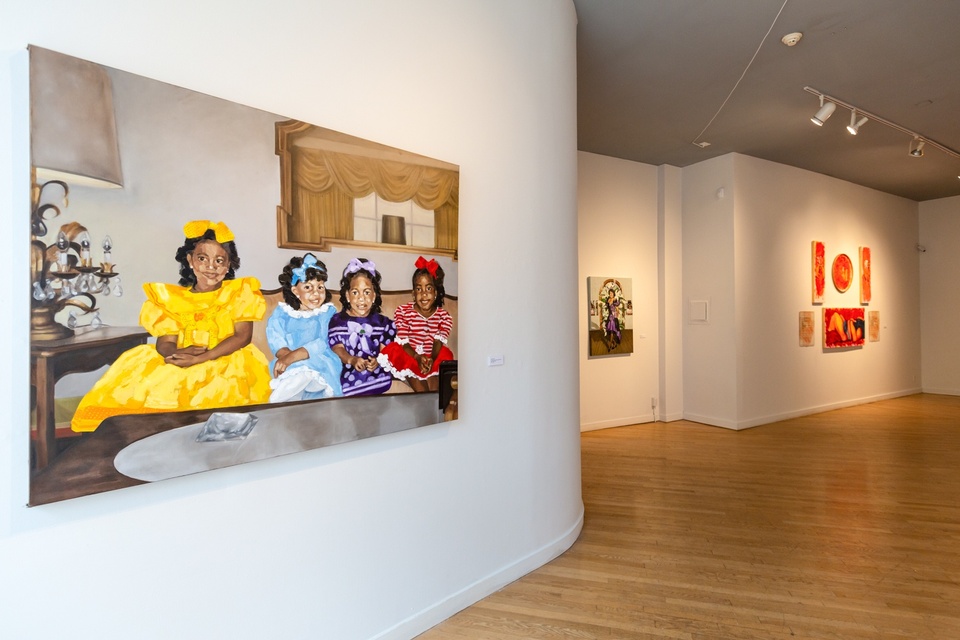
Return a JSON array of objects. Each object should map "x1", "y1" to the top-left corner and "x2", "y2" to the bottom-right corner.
[{"x1": 418, "y1": 393, "x2": 960, "y2": 639}]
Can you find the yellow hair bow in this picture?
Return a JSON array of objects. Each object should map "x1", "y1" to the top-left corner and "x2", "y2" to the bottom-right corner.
[{"x1": 183, "y1": 220, "x2": 235, "y2": 243}]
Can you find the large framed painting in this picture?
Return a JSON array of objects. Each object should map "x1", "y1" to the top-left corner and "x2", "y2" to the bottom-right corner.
[
  {"x1": 587, "y1": 277, "x2": 633, "y2": 356},
  {"x1": 27, "y1": 46, "x2": 460, "y2": 505},
  {"x1": 823, "y1": 307, "x2": 865, "y2": 349}
]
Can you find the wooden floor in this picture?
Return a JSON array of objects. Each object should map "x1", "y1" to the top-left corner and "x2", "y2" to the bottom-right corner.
[{"x1": 418, "y1": 393, "x2": 960, "y2": 639}]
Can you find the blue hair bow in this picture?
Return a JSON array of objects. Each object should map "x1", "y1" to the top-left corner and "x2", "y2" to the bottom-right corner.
[
  {"x1": 344, "y1": 257, "x2": 376, "y2": 277},
  {"x1": 291, "y1": 254, "x2": 324, "y2": 285}
]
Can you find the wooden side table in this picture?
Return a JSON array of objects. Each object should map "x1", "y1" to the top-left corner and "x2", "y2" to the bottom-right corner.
[{"x1": 31, "y1": 326, "x2": 149, "y2": 469}]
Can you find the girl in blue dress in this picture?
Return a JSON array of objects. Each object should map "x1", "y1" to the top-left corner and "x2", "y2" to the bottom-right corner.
[{"x1": 266, "y1": 253, "x2": 343, "y2": 402}]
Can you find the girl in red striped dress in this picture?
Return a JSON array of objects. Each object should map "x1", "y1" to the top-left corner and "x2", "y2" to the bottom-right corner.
[{"x1": 379, "y1": 256, "x2": 454, "y2": 392}]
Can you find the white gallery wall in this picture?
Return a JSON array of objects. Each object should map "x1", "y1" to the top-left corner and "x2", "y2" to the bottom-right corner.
[
  {"x1": 730, "y1": 154, "x2": 921, "y2": 427},
  {"x1": 0, "y1": 2, "x2": 583, "y2": 640},
  {"x1": 680, "y1": 155, "x2": 739, "y2": 427},
  {"x1": 657, "y1": 165, "x2": 685, "y2": 422},
  {"x1": 919, "y1": 195, "x2": 960, "y2": 395},
  {"x1": 577, "y1": 151, "x2": 661, "y2": 430},
  {"x1": 581, "y1": 151, "x2": 927, "y2": 431}
]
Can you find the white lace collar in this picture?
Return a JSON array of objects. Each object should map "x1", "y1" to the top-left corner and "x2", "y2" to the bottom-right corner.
[{"x1": 277, "y1": 301, "x2": 334, "y2": 318}]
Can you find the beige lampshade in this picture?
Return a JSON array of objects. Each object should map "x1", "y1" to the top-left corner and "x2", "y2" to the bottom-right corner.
[
  {"x1": 30, "y1": 46, "x2": 123, "y2": 189},
  {"x1": 381, "y1": 215, "x2": 407, "y2": 245}
]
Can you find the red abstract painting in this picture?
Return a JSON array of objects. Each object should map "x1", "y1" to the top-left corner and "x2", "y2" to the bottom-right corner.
[
  {"x1": 823, "y1": 307, "x2": 865, "y2": 349},
  {"x1": 832, "y1": 253, "x2": 853, "y2": 293},
  {"x1": 812, "y1": 241, "x2": 825, "y2": 303},
  {"x1": 860, "y1": 246, "x2": 871, "y2": 304}
]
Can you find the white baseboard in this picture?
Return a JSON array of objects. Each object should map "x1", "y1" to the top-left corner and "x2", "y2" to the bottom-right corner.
[
  {"x1": 921, "y1": 387, "x2": 960, "y2": 396},
  {"x1": 372, "y1": 505, "x2": 585, "y2": 640},
  {"x1": 580, "y1": 415, "x2": 653, "y2": 432},
  {"x1": 682, "y1": 388, "x2": 924, "y2": 431},
  {"x1": 659, "y1": 410, "x2": 685, "y2": 423},
  {"x1": 733, "y1": 388, "x2": 922, "y2": 429},
  {"x1": 683, "y1": 389, "x2": 924, "y2": 431},
  {"x1": 681, "y1": 412, "x2": 740, "y2": 430}
]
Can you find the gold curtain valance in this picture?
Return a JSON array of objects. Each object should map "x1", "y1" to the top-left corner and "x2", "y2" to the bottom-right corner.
[
  {"x1": 293, "y1": 147, "x2": 459, "y2": 211},
  {"x1": 276, "y1": 119, "x2": 458, "y2": 259}
]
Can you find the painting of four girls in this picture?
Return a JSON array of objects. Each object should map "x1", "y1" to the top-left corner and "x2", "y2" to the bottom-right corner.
[{"x1": 70, "y1": 220, "x2": 454, "y2": 433}]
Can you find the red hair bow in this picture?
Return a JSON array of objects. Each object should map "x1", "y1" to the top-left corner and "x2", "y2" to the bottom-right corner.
[{"x1": 415, "y1": 256, "x2": 439, "y2": 277}]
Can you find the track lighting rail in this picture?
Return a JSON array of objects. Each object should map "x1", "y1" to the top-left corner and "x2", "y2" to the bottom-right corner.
[{"x1": 804, "y1": 86, "x2": 960, "y2": 160}]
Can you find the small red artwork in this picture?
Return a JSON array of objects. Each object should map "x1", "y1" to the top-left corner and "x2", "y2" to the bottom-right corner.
[
  {"x1": 860, "y1": 246, "x2": 871, "y2": 304},
  {"x1": 812, "y1": 241, "x2": 825, "y2": 303},
  {"x1": 823, "y1": 307, "x2": 865, "y2": 349},
  {"x1": 832, "y1": 253, "x2": 853, "y2": 293}
]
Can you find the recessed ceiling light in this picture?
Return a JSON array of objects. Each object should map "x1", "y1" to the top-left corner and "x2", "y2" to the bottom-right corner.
[{"x1": 781, "y1": 32, "x2": 803, "y2": 46}]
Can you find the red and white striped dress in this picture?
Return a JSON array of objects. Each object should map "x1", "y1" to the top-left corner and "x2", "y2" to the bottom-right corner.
[{"x1": 378, "y1": 302, "x2": 454, "y2": 380}]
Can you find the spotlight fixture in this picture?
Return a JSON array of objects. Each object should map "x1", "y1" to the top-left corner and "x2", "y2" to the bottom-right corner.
[
  {"x1": 804, "y1": 87, "x2": 960, "y2": 164},
  {"x1": 811, "y1": 97, "x2": 836, "y2": 126},
  {"x1": 846, "y1": 110, "x2": 868, "y2": 135},
  {"x1": 909, "y1": 138, "x2": 925, "y2": 157}
]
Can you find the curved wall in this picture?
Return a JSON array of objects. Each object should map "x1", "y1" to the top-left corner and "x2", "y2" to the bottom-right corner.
[
  {"x1": 0, "y1": 2, "x2": 582, "y2": 639},
  {"x1": 920, "y1": 195, "x2": 960, "y2": 395}
]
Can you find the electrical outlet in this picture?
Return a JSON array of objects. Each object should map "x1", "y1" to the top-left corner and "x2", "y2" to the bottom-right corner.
[{"x1": 651, "y1": 397, "x2": 657, "y2": 409}]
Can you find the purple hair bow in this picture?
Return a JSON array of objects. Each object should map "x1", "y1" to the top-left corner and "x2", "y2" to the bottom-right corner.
[{"x1": 344, "y1": 258, "x2": 376, "y2": 276}]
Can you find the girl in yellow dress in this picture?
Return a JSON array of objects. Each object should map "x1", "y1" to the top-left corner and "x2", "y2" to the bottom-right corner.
[{"x1": 70, "y1": 220, "x2": 272, "y2": 432}]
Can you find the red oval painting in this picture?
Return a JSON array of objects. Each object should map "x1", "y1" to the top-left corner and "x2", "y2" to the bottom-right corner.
[{"x1": 832, "y1": 253, "x2": 853, "y2": 292}]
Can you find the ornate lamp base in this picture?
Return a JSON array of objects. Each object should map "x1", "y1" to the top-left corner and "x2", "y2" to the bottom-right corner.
[{"x1": 31, "y1": 306, "x2": 74, "y2": 341}]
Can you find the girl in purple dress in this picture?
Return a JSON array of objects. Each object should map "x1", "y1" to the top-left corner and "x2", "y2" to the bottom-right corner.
[{"x1": 328, "y1": 258, "x2": 397, "y2": 396}]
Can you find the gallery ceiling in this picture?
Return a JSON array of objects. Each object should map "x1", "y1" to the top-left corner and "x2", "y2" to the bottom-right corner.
[{"x1": 572, "y1": 0, "x2": 960, "y2": 202}]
